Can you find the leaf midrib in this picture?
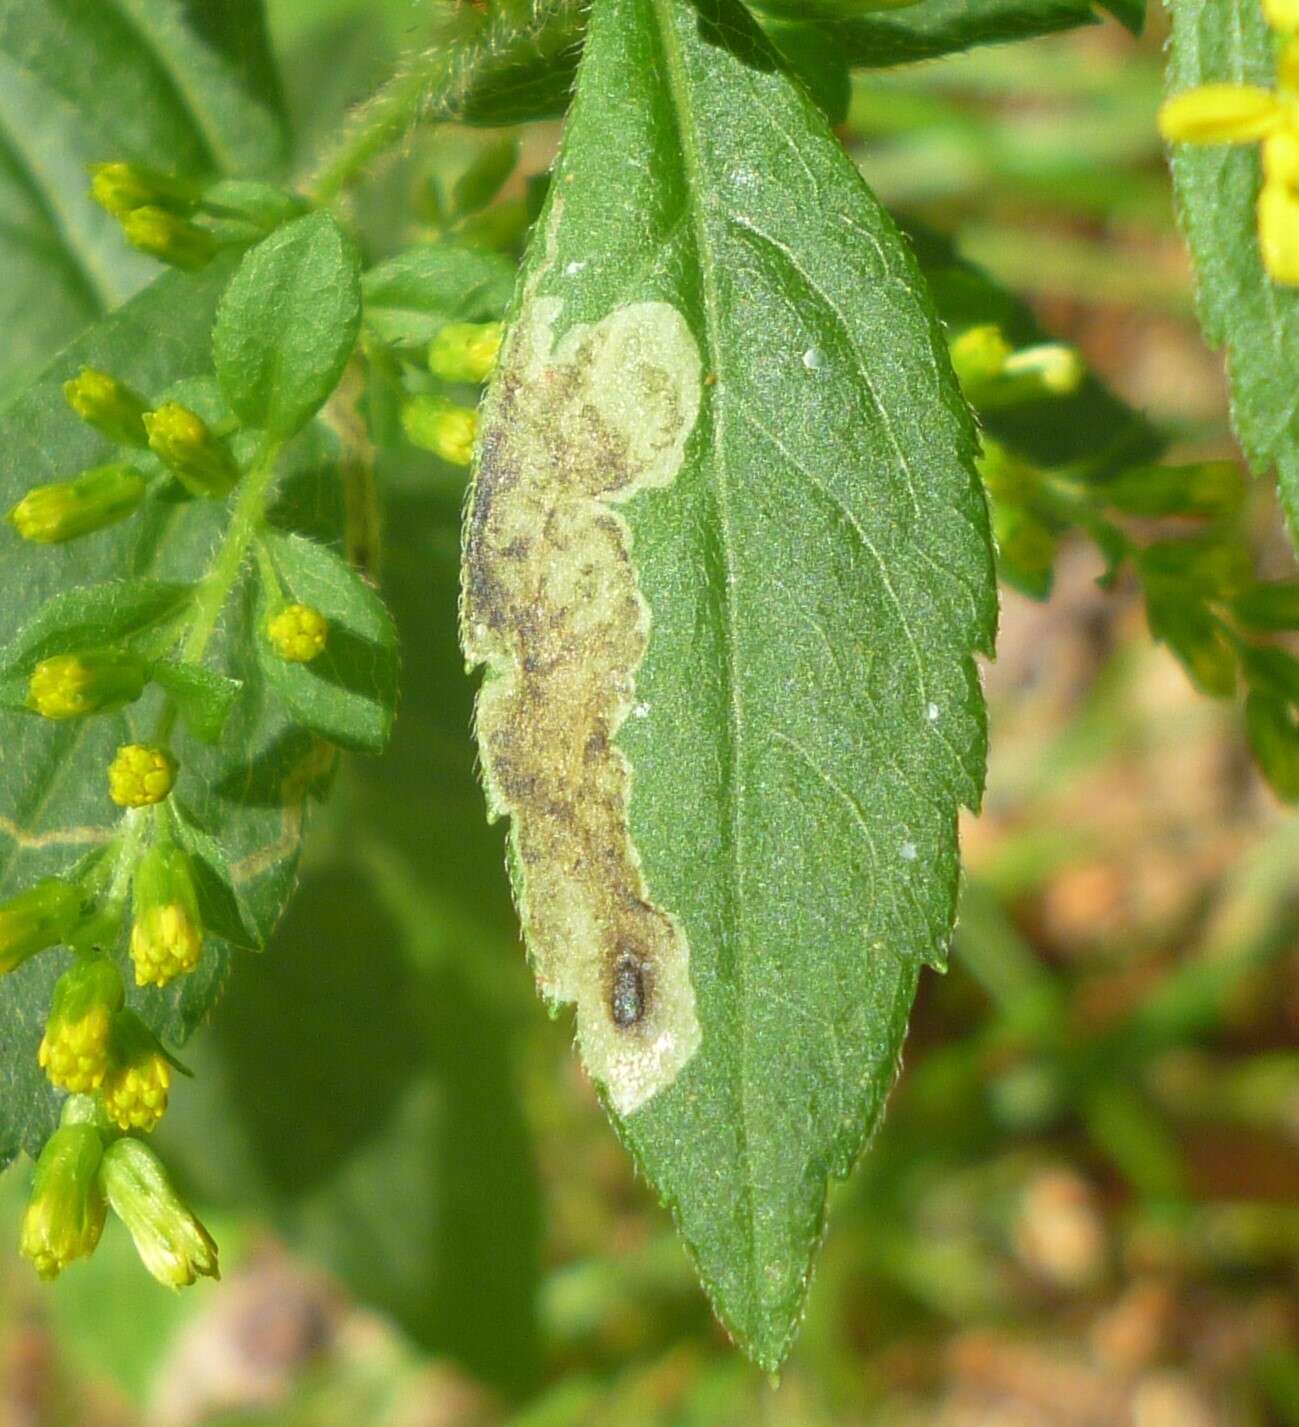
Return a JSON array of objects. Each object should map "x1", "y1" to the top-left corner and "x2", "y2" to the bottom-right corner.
[{"x1": 642, "y1": 0, "x2": 762, "y2": 1295}]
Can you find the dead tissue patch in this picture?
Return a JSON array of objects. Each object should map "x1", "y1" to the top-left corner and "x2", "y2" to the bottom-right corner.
[{"x1": 463, "y1": 296, "x2": 703, "y2": 1116}]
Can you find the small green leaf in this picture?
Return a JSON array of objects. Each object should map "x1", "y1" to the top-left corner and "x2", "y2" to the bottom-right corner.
[
  {"x1": 362, "y1": 245, "x2": 518, "y2": 349},
  {"x1": 1231, "y1": 581, "x2": 1299, "y2": 631},
  {"x1": 767, "y1": 21, "x2": 852, "y2": 124},
  {"x1": 462, "y1": 0, "x2": 995, "y2": 1369},
  {"x1": 1145, "y1": 591, "x2": 1237, "y2": 697},
  {"x1": 1239, "y1": 643, "x2": 1299, "y2": 704},
  {"x1": 1245, "y1": 690, "x2": 1299, "y2": 801},
  {"x1": 0, "y1": 581, "x2": 190, "y2": 676},
  {"x1": 212, "y1": 211, "x2": 362, "y2": 438},
  {"x1": 255, "y1": 531, "x2": 399, "y2": 756},
  {"x1": 150, "y1": 661, "x2": 242, "y2": 744},
  {"x1": 168, "y1": 802, "x2": 261, "y2": 951},
  {"x1": 811, "y1": 0, "x2": 1100, "y2": 69},
  {"x1": 451, "y1": 137, "x2": 521, "y2": 217},
  {"x1": 1164, "y1": 0, "x2": 1299, "y2": 541}
]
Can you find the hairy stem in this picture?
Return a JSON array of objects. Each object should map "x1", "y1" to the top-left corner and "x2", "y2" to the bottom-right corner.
[{"x1": 305, "y1": 1, "x2": 583, "y2": 205}]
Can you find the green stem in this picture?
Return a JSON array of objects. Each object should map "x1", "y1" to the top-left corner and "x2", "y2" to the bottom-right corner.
[
  {"x1": 180, "y1": 440, "x2": 283, "y2": 666},
  {"x1": 305, "y1": 2, "x2": 581, "y2": 206}
]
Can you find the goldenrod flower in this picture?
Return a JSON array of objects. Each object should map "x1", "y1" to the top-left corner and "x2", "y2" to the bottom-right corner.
[
  {"x1": 129, "y1": 841, "x2": 203, "y2": 987},
  {"x1": 63, "y1": 368, "x2": 150, "y2": 448},
  {"x1": 266, "y1": 602, "x2": 328, "y2": 662},
  {"x1": 428, "y1": 320, "x2": 504, "y2": 383},
  {"x1": 38, "y1": 957, "x2": 124, "y2": 1093},
  {"x1": 108, "y1": 744, "x2": 176, "y2": 808},
  {"x1": 27, "y1": 652, "x2": 147, "y2": 720},
  {"x1": 20, "y1": 1125, "x2": 106, "y2": 1281},
  {"x1": 8, "y1": 463, "x2": 147, "y2": 544},
  {"x1": 401, "y1": 395, "x2": 479, "y2": 467},
  {"x1": 121, "y1": 207, "x2": 216, "y2": 271},
  {"x1": 100, "y1": 1137, "x2": 218, "y2": 1288},
  {"x1": 100, "y1": 1011, "x2": 171, "y2": 1132},
  {"x1": 143, "y1": 402, "x2": 238, "y2": 498},
  {"x1": 0, "y1": 879, "x2": 83, "y2": 976},
  {"x1": 1158, "y1": 9, "x2": 1299, "y2": 287}
]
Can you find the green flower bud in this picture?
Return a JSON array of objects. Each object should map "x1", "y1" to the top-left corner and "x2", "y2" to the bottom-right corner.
[
  {"x1": 38, "y1": 956, "x2": 124, "y2": 1092},
  {"x1": 108, "y1": 744, "x2": 177, "y2": 808},
  {"x1": 27, "y1": 652, "x2": 148, "y2": 721},
  {"x1": 8, "y1": 463, "x2": 147, "y2": 544},
  {"x1": 265, "y1": 603, "x2": 328, "y2": 663},
  {"x1": 948, "y1": 323, "x2": 1012, "y2": 390},
  {"x1": 962, "y1": 340, "x2": 1086, "y2": 410},
  {"x1": 100, "y1": 1137, "x2": 218, "y2": 1288},
  {"x1": 101, "y1": 1010, "x2": 171, "y2": 1132},
  {"x1": 0, "y1": 879, "x2": 83, "y2": 975},
  {"x1": 130, "y1": 841, "x2": 203, "y2": 988},
  {"x1": 121, "y1": 207, "x2": 217, "y2": 271},
  {"x1": 63, "y1": 368, "x2": 151, "y2": 448},
  {"x1": 143, "y1": 403, "x2": 238, "y2": 498},
  {"x1": 89, "y1": 163, "x2": 198, "y2": 220},
  {"x1": 428, "y1": 320, "x2": 504, "y2": 383},
  {"x1": 21, "y1": 1124, "x2": 107, "y2": 1280},
  {"x1": 401, "y1": 395, "x2": 479, "y2": 467}
]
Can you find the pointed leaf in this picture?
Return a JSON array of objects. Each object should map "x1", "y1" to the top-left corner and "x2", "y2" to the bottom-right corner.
[{"x1": 461, "y1": 0, "x2": 995, "y2": 1368}]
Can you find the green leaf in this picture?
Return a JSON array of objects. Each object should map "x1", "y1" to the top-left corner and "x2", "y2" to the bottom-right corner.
[
  {"x1": 0, "y1": 0, "x2": 287, "y2": 402},
  {"x1": 212, "y1": 211, "x2": 363, "y2": 439},
  {"x1": 1098, "y1": 0, "x2": 1145, "y2": 32},
  {"x1": 0, "y1": 580, "x2": 190, "y2": 675},
  {"x1": 462, "y1": 0, "x2": 995, "y2": 1369},
  {"x1": 150, "y1": 660, "x2": 242, "y2": 744},
  {"x1": 1145, "y1": 590, "x2": 1237, "y2": 697},
  {"x1": 254, "y1": 530, "x2": 400, "y2": 756},
  {"x1": 1244, "y1": 691, "x2": 1299, "y2": 801},
  {"x1": 451, "y1": 136, "x2": 521, "y2": 217},
  {"x1": 1231, "y1": 581, "x2": 1299, "y2": 632},
  {"x1": 0, "y1": 263, "x2": 343, "y2": 1170},
  {"x1": 361, "y1": 244, "x2": 518, "y2": 349},
  {"x1": 1164, "y1": 0, "x2": 1299, "y2": 540},
  {"x1": 808, "y1": 0, "x2": 1100, "y2": 70}
]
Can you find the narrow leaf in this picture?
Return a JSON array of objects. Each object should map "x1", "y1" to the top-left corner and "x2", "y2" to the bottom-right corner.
[
  {"x1": 1164, "y1": 0, "x2": 1299, "y2": 539},
  {"x1": 212, "y1": 211, "x2": 362, "y2": 439},
  {"x1": 462, "y1": 0, "x2": 995, "y2": 1368}
]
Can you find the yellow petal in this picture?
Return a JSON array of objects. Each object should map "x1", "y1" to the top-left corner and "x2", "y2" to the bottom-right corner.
[
  {"x1": 1264, "y1": 127, "x2": 1299, "y2": 186},
  {"x1": 1259, "y1": 181, "x2": 1299, "y2": 285},
  {"x1": 1264, "y1": 0, "x2": 1299, "y2": 35},
  {"x1": 1158, "y1": 84, "x2": 1282, "y2": 144}
]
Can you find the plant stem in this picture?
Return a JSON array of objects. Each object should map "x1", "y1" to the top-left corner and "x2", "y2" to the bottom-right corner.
[
  {"x1": 180, "y1": 440, "x2": 283, "y2": 667},
  {"x1": 305, "y1": 2, "x2": 581, "y2": 205}
]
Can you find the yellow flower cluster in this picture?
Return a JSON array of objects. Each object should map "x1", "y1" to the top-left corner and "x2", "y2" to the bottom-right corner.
[
  {"x1": 108, "y1": 743, "x2": 177, "y2": 808},
  {"x1": 1159, "y1": 0, "x2": 1299, "y2": 285},
  {"x1": 266, "y1": 602, "x2": 329, "y2": 662}
]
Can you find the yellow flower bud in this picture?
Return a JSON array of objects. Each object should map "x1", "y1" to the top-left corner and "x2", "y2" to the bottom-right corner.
[
  {"x1": 1259, "y1": 180, "x2": 1299, "y2": 285},
  {"x1": 143, "y1": 402, "x2": 238, "y2": 498},
  {"x1": 8, "y1": 464, "x2": 147, "y2": 544},
  {"x1": 1158, "y1": 84, "x2": 1283, "y2": 144},
  {"x1": 428, "y1": 321, "x2": 505, "y2": 383},
  {"x1": 63, "y1": 368, "x2": 150, "y2": 448},
  {"x1": 100, "y1": 1137, "x2": 218, "y2": 1288},
  {"x1": 107, "y1": 744, "x2": 176, "y2": 808},
  {"x1": 1264, "y1": 0, "x2": 1299, "y2": 34},
  {"x1": 101, "y1": 1012, "x2": 171, "y2": 1133},
  {"x1": 37, "y1": 957, "x2": 124, "y2": 1093},
  {"x1": 266, "y1": 603, "x2": 328, "y2": 662},
  {"x1": 89, "y1": 163, "x2": 198, "y2": 220},
  {"x1": 130, "y1": 841, "x2": 204, "y2": 988},
  {"x1": 948, "y1": 324, "x2": 1012, "y2": 390},
  {"x1": 121, "y1": 207, "x2": 217, "y2": 271},
  {"x1": 20, "y1": 1125, "x2": 106, "y2": 1280},
  {"x1": 1279, "y1": 38, "x2": 1299, "y2": 93},
  {"x1": 27, "y1": 652, "x2": 148, "y2": 721},
  {"x1": 401, "y1": 395, "x2": 479, "y2": 467},
  {"x1": 1002, "y1": 343, "x2": 1085, "y2": 396},
  {"x1": 0, "y1": 879, "x2": 83, "y2": 976}
]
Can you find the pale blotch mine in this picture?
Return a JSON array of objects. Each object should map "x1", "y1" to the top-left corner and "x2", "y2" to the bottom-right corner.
[{"x1": 462, "y1": 288, "x2": 704, "y2": 1116}]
